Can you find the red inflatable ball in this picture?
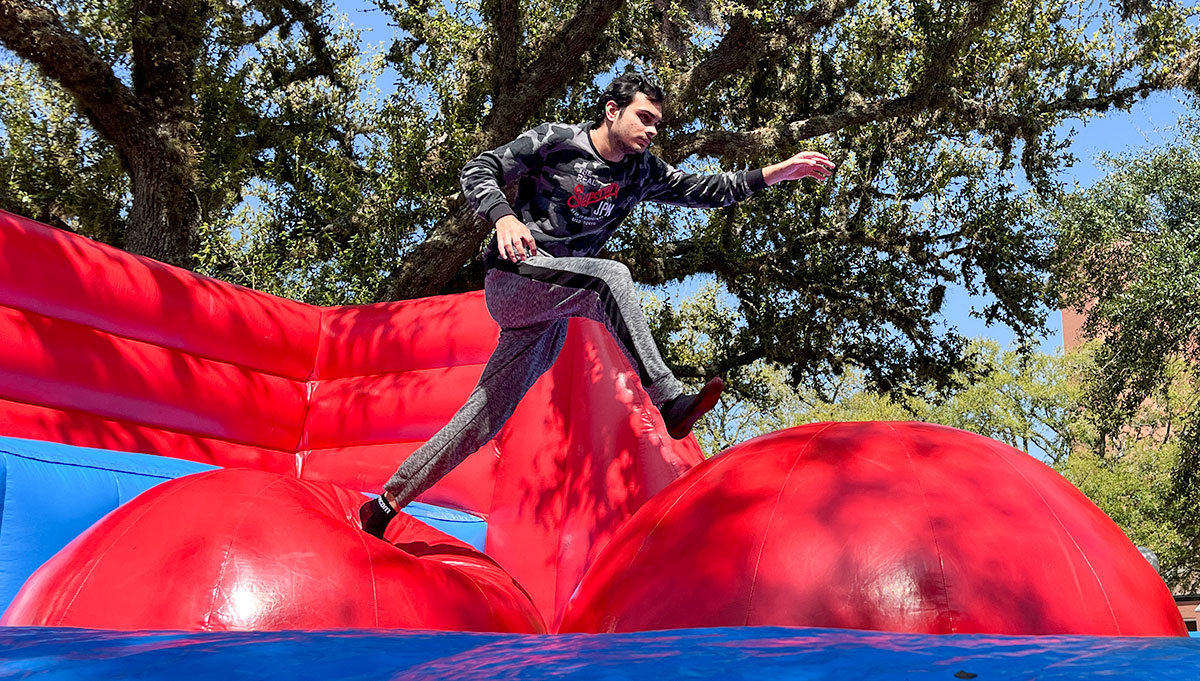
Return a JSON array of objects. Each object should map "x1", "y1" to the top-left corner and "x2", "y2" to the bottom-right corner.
[
  {"x1": 2, "y1": 468, "x2": 544, "y2": 633},
  {"x1": 560, "y1": 421, "x2": 1186, "y2": 636}
]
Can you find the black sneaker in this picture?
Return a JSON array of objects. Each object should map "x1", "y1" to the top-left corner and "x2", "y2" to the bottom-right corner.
[
  {"x1": 661, "y1": 377, "x2": 725, "y2": 440},
  {"x1": 359, "y1": 494, "x2": 397, "y2": 539}
]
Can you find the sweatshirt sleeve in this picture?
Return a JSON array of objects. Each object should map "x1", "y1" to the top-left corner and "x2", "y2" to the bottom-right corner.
[
  {"x1": 640, "y1": 155, "x2": 768, "y2": 208},
  {"x1": 460, "y1": 123, "x2": 559, "y2": 226}
]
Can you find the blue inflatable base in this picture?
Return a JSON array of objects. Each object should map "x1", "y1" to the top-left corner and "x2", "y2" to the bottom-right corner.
[{"x1": 0, "y1": 626, "x2": 1196, "y2": 680}]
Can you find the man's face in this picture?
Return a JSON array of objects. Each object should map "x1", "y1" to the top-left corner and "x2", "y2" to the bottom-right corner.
[{"x1": 606, "y1": 92, "x2": 662, "y2": 156}]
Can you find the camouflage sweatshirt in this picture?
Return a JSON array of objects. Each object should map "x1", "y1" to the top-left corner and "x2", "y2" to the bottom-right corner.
[{"x1": 461, "y1": 121, "x2": 768, "y2": 268}]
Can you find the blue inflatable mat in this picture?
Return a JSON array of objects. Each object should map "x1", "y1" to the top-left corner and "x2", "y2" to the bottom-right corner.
[
  {"x1": 0, "y1": 626, "x2": 1197, "y2": 680},
  {"x1": 0, "y1": 436, "x2": 217, "y2": 610}
]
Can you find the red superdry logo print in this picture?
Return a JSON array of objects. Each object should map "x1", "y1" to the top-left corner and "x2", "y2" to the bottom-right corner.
[{"x1": 568, "y1": 182, "x2": 621, "y2": 208}]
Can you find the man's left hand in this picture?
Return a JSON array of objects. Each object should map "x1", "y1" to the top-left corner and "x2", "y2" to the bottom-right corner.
[{"x1": 763, "y1": 151, "x2": 837, "y2": 186}]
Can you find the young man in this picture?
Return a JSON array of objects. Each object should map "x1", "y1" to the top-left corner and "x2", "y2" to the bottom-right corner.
[{"x1": 360, "y1": 73, "x2": 835, "y2": 538}]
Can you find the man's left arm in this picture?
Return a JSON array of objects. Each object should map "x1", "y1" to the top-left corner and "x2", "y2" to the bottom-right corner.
[{"x1": 642, "y1": 150, "x2": 835, "y2": 208}]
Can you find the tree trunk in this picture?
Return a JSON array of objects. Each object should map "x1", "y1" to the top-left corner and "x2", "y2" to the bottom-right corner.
[
  {"x1": 0, "y1": 0, "x2": 205, "y2": 269},
  {"x1": 379, "y1": 199, "x2": 484, "y2": 301},
  {"x1": 125, "y1": 145, "x2": 200, "y2": 268}
]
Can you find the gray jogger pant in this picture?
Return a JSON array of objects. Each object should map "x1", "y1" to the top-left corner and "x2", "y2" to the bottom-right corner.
[{"x1": 381, "y1": 254, "x2": 685, "y2": 507}]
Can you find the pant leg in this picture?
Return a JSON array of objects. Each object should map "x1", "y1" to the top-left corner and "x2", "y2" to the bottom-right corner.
[
  {"x1": 500, "y1": 255, "x2": 685, "y2": 407},
  {"x1": 382, "y1": 318, "x2": 568, "y2": 507}
]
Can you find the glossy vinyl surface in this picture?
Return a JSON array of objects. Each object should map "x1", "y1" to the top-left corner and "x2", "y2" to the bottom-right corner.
[
  {"x1": 0, "y1": 626, "x2": 1197, "y2": 680},
  {"x1": 1, "y1": 468, "x2": 544, "y2": 633},
  {"x1": 560, "y1": 422, "x2": 1186, "y2": 636},
  {"x1": 0, "y1": 211, "x2": 320, "y2": 378}
]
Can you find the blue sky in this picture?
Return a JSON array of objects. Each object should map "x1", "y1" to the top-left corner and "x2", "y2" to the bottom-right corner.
[{"x1": 333, "y1": 1, "x2": 1193, "y2": 353}]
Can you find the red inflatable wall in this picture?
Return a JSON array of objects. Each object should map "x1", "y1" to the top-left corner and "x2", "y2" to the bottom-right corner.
[{"x1": 0, "y1": 210, "x2": 703, "y2": 624}]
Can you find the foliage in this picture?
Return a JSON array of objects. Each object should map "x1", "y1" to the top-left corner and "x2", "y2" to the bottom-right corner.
[
  {"x1": 2, "y1": 0, "x2": 1198, "y2": 389},
  {"x1": 646, "y1": 282, "x2": 1086, "y2": 460},
  {"x1": 1050, "y1": 119, "x2": 1200, "y2": 592},
  {"x1": 1056, "y1": 350, "x2": 1200, "y2": 592},
  {"x1": 1052, "y1": 118, "x2": 1200, "y2": 445},
  {"x1": 0, "y1": 58, "x2": 128, "y2": 242},
  {"x1": 0, "y1": 0, "x2": 386, "y2": 278},
  {"x1": 371, "y1": 0, "x2": 1199, "y2": 397},
  {"x1": 1062, "y1": 439, "x2": 1196, "y2": 593},
  {"x1": 192, "y1": 11, "x2": 405, "y2": 305}
]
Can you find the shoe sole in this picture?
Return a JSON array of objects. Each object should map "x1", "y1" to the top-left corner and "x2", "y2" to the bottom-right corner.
[{"x1": 667, "y1": 377, "x2": 725, "y2": 440}]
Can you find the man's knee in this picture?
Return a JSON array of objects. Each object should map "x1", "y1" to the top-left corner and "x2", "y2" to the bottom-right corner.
[{"x1": 592, "y1": 260, "x2": 633, "y2": 288}]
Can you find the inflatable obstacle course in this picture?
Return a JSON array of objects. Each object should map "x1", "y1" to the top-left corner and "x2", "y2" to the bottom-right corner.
[{"x1": 0, "y1": 209, "x2": 1188, "y2": 642}]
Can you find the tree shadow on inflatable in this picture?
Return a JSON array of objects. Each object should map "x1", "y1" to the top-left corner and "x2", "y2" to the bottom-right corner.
[
  {"x1": 0, "y1": 211, "x2": 1186, "y2": 640},
  {"x1": 560, "y1": 422, "x2": 1183, "y2": 635}
]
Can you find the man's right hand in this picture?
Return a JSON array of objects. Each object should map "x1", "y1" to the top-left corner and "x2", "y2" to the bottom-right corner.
[{"x1": 495, "y1": 215, "x2": 538, "y2": 262}]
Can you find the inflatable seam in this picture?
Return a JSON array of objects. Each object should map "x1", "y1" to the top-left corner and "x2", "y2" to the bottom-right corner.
[
  {"x1": 0, "y1": 450, "x2": 181, "y2": 480},
  {"x1": 313, "y1": 361, "x2": 492, "y2": 383},
  {"x1": 0, "y1": 302, "x2": 316, "y2": 382},
  {"x1": 745, "y1": 422, "x2": 836, "y2": 626},
  {"x1": 0, "y1": 455, "x2": 7, "y2": 541},
  {"x1": 301, "y1": 440, "x2": 430, "y2": 450},
  {"x1": 889, "y1": 422, "x2": 956, "y2": 633},
  {"x1": 611, "y1": 437, "x2": 734, "y2": 627},
  {"x1": 987, "y1": 436, "x2": 1121, "y2": 633},
  {"x1": 349, "y1": 509, "x2": 381, "y2": 628},
  {"x1": 0, "y1": 397, "x2": 296, "y2": 457},
  {"x1": 550, "y1": 333, "x2": 580, "y2": 625},
  {"x1": 296, "y1": 305, "x2": 328, "y2": 472},
  {"x1": 56, "y1": 471, "x2": 219, "y2": 625}
]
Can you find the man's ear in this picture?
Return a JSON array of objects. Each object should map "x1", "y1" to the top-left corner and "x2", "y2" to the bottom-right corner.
[{"x1": 605, "y1": 100, "x2": 621, "y2": 123}]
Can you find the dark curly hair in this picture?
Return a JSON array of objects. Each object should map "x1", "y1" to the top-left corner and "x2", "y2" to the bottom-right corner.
[{"x1": 593, "y1": 72, "x2": 665, "y2": 126}]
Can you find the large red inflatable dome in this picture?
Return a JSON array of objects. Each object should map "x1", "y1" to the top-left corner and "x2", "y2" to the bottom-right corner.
[
  {"x1": 2, "y1": 468, "x2": 544, "y2": 633},
  {"x1": 560, "y1": 421, "x2": 1186, "y2": 636}
]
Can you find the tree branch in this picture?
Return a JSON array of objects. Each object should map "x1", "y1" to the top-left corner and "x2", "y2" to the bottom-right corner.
[
  {"x1": 942, "y1": 77, "x2": 1170, "y2": 146},
  {"x1": 668, "y1": 3, "x2": 759, "y2": 110},
  {"x1": 671, "y1": 345, "x2": 766, "y2": 380},
  {"x1": 670, "y1": 0, "x2": 862, "y2": 118},
  {"x1": 606, "y1": 239, "x2": 698, "y2": 284},
  {"x1": 1176, "y1": 41, "x2": 1200, "y2": 92},
  {"x1": 1041, "y1": 81, "x2": 1165, "y2": 115},
  {"x1": 663, "y1": 0, "x2": 1003, "y2": 163},
  {"x1": 378, "y1": 196, "x2": 481, "y2": 301},
  {"x1": 482, "y1": 0, "x2": 521, "y2": 103},
  {"x1": 383, "y1": 0, "x2": 628, "y2": 300},
  {"x1": 0, "y1": 0, "x2": 148, "y2": 165},
  {"x1": 660, "y1": 94, "x2": 923, "y2": 161},
  {"x1": 132, "y1": 0, "x2": 206, "y2": 123},
  {"x1": 254, "y1": 0, "x2": 345, "y2": 89},
  {"x1": 480, "y1": 0, "x2": 626, "y2": 142}
]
